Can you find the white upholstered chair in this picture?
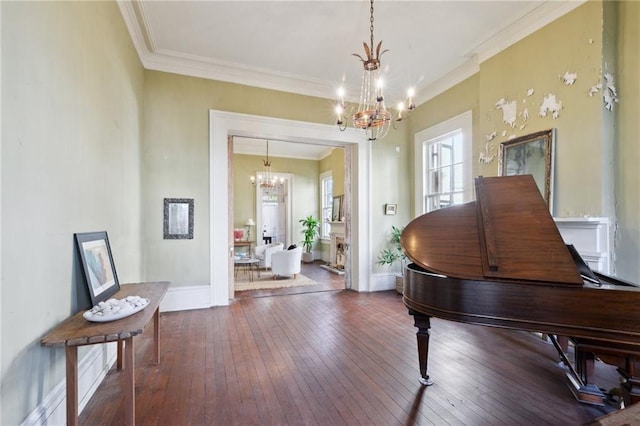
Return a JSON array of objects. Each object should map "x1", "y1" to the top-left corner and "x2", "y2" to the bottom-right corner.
[
  {"x1": 271, "y1": 246, "x2": 303, "y2": 279},
  {"x1": 254, "y1": 242, "x2": 284, "y2": 270}
]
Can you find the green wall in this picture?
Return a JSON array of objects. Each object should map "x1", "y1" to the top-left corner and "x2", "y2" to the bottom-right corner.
[
  {"x1": 614, "y1": 0, "x2": 640, "y2": 280},
  {"x1": 319, "y1": 148, "x2": 345, "y2": 197},
  {"x1": 410, "y1": 0, "x2": 640, "y2": 281},
  {"x1": 1, "y1": 1, "x2": 144, "y2": 424},
  {"x1": 478, "y1": 0, "x2": 607, "y2": 216},
  {"x1": 232, "y1": 152, "x2": 320, "y2": 247},
  {"x1": 143, "y1": 67, "x2": 409, "y2": 286}
]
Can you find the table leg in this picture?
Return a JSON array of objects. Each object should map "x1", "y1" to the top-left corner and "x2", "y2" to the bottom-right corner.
[
  {"x1": 154, "y1": 308, "x2": 160, "y2": 364},
  {"x1": 124, "y1": 336, "x2": 135, "y2": 425},
  {"x1": 117, "y1": 340, "x2": 125, "y2": 370},
  {"x1": 66, "y1": 346, "x2": 79, "y2": 426}
]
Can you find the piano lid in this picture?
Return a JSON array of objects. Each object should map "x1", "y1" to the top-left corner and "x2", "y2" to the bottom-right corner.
[{"x1": 402, "y1": 175, "x2": 583, "y2": 286}]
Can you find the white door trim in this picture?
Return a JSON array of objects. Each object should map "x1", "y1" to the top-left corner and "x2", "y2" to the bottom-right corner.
[{"x1": 209, "y1": 110, "x2": 371, "y2": 306}]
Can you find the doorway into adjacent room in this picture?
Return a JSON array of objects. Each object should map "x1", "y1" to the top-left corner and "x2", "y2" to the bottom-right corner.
[
  {"x1": 255, "y1": 173, "x2": 292, "y2": 247},
  {"x1": 210, "y1": 110, "x2": 371, "y2": 306},
  {"x1": 230, "y1": 138, "x2": 348, "y2": 298}
]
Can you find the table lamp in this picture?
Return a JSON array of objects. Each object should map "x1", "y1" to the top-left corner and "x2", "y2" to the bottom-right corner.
[{"x1": 244, "y1": 218, "x2": 255, "y2": 241}]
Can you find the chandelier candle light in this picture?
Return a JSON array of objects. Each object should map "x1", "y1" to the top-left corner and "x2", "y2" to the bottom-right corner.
[
  {"x1": 250, "y1": 140, "x2": 284, "y2": 193},
  {"x1": 336, "y1": 0, "x2": 415, "y2": 141}
]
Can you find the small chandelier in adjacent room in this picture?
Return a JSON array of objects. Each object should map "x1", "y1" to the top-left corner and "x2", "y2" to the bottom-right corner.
[
  {"x1": 250, "y1": 140, "x2": 284, "y2": 193},
  {"x1": 335, "y1": 0, "x2": 415, "y2": 141}
]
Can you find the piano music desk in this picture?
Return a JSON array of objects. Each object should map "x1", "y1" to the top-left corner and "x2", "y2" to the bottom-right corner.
[{"x1": 41, "y1": 282, "x2": 169, "y2": 426}]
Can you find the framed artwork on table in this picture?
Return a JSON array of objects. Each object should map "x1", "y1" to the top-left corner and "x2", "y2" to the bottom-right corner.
[
  {"x1": 499, "y1": 129, "x2": 555, "y2": 210},
  {"x1": 164, "y1": 198, "x2": 194, "y2": 239},
  {"x1": 75, "y1": 231, "x2": 120, "y2": 305}
]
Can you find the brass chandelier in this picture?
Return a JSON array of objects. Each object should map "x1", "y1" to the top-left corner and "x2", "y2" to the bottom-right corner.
[
  {"x1": 335, "y1": 0, "x2": 415, "y2": 141},
  {"x1": 250, "y1": 140, "x2": 284, "y2": 193}
]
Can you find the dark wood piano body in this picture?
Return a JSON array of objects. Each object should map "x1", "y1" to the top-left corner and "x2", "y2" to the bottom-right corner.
[{"x1": 402, "y1": 175, "x2": 640, "y2": 406}]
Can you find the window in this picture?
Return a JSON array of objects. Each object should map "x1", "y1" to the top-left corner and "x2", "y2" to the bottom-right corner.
[
  {"x1": 414, "y1": 111, "x2": 472, "y2": 215},
  {"x1": 424, "y1": 131, "x2": 464, "y2": 211},
  {"x1": 320, "y1": 171, "x2": 333, "y2": 239}
]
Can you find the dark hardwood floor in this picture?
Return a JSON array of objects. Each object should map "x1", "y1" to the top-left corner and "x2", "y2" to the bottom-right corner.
[{"x1": 80, "y1": 263, "x2": 623, "y2": 425}]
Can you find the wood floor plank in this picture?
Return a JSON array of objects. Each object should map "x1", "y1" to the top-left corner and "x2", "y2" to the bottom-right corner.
[{"x1": 79, "y1": 262, "x2": 623, "y2": 426}]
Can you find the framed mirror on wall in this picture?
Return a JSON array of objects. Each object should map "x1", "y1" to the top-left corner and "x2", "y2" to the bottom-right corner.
[
  {"x1": 332, "y1": 195, "x2": 343, "y2": 221},
  {"x1": 164, "y1": 198, "x2": 194, "y2": 239},
  {"x1": 499, "y1": 129, "x2": 555, "y2": 211}
]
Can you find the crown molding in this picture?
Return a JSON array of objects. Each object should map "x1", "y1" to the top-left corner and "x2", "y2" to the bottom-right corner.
[
  {"x1": 117, "y1": 1, "x2": 335, "y2": 100},
  {"x1": 415, "y1": 0, "x2": 587, "y2": 105},
  {"x1": 414, "y1": 58, "x2": 480, "y2": 106},
  {"x1": 118, "y1": 0, "x2": 587, "y2": 107},
  {"x1": 471, "y1": 0, "x2": 587, "y2": 64}
]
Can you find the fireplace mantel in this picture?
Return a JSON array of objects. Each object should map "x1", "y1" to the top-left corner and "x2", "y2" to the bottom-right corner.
[
  {"x1": 554, "y1": 217, "x2": 610, "y2": 274},
  {"x1": 323, "y1": 221, "x2": 346, "y2": 275}
]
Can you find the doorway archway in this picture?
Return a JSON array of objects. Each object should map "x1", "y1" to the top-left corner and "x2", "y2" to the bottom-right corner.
[{"x1": 209, "y1": 110, "x2": 372, "y2": 306}]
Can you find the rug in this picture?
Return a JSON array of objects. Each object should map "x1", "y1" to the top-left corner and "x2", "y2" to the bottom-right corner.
[{"x1": 234, "y1": 272, "x2": 319, "y2": 291}]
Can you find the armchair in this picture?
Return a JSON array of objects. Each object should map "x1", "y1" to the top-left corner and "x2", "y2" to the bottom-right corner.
[
  {"x1": 254, "y1": 242, "x2": 284, "y2": 270},
  {"x1": 271, "y1": 246, "x2": 303, "y2": 279}
]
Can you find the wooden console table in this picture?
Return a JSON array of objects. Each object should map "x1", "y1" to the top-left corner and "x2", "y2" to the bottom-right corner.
[
  {"x1": 41, "y1": 281, "x2": 169, "y2": 426},
  {"x1": 234, "y1": 240, "x2": 254, "y2": 256}
]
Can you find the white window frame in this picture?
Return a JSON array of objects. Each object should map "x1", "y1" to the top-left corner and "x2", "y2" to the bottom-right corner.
[
  {"x1": 414, "y1": 110, "x2": 473, "y2": 217},
  {"x1": 319, "y1": 170, "x2": 333, "y2": 240}
]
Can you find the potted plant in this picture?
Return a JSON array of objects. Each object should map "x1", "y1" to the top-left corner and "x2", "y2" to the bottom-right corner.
[
  {"x1": 377, "y1": 225, "x2": 407, "y2": 293},
  {"x1": 299, "y1": 215, "x2": 320, "y2": 263}
]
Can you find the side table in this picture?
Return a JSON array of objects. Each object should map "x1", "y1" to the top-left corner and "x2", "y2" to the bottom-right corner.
[
  {"x1": 41, "y1": 281, "x2": 169, "y2": 426},
  {"x1": 234, "y1": 257, "x2": 261, "y2": 282}
]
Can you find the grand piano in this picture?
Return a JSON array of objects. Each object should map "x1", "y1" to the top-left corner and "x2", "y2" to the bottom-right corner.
[{"x1": 402, "y1": 175, "x2": 640, "y2": 407}]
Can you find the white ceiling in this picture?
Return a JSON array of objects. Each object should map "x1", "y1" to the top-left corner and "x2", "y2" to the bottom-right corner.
[{"x1": 118, "y1": 0, "x2": 584, "y2": 157}]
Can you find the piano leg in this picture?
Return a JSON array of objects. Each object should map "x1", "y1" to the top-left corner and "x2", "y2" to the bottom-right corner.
[
  {"x1": 410, "y1": 310, "x2": 434, "y2": 386},
  {"x1": 618, "y1": 358, "x2": 640, "y2": 406},
  {"x1": 575, "y1": 348, "x2": 596, "y2": 385}
]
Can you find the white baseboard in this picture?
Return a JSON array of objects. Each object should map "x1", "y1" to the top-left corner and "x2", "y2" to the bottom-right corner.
[
  {"x1": 23, "y1": 284, "x2": 211, "y2": 425},
  {"x1": 160, "y1": 284, "x2": 211, "y2": 312},
  {"x1": 369, "y1": 273, "x2": 398, "y2": 292},
  {"x1": 22, "y1": 343, "x2": 117, "y2": 426}
]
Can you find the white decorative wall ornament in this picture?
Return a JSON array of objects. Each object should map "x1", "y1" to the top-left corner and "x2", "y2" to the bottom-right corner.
[
  {"x1": 539, "y1": 93, "x2": 562, "y2": 119},
  {"x1": 603, "y1": 72, "x2": 619, "y2": 111},
  {"x1": 496, "y1": 97, "x2": 517, "y2": 128},
  {"x1": 485, "y1": 131, "x2": 497, "y2": 141},
  {"x1": 522, "y1": 108, "x2": 530, "y2": 121},
  {"x1": 478, "y1": 141, "x2": 496, "y2": 164},
  {"x1": 508, "y1": 134, "x2": 516, "y2": 140},
  {"x1": 501, "y1": 130, "x2": 507, "y2": 137},
  {"x1": 519, "y1": 124, "x2": 527, "y2": 130},
  {"x1": 527, "y1": 88, "x2": 535, "y2": 97},
  {"x1": 589, "y1": 82, "x2": 602, "y2": 97},
  {"x1": 562, "y1": 71, "x2": 578, "y2": 85}
]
